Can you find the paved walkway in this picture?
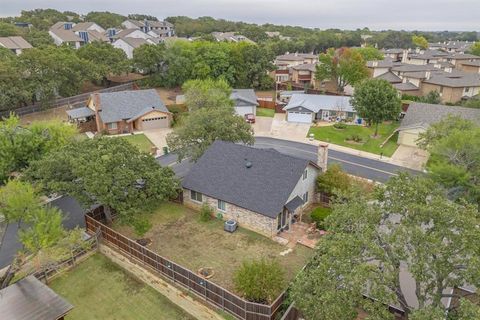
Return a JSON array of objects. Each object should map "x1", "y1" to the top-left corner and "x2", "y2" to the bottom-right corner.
[{"x1": 143, "y1": 128, "x2": 172, "y2": 155}]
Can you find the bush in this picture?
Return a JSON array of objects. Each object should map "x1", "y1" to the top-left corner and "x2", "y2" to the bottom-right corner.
[
  {"x1": 310, "y1": 207, "x2": 332, "y2": 230},
  {"x1": 317, "y1": 164, "x2": 352, "y2": 195},
  {"x1": 233, "y1": 259, "x2": 285, "y2": 303},
  {"x1": 348, "y1": 133, "x2": 363, "y2": 142},
  {"x1": 333, "y1": 122, "x2": 347, "y2": 129},
  {"x1": 132, "y1": 217, "x2": 152, "y2": 236},
  {"x1": 199, "y1": 203, "x2": 213, "y2": 222}
]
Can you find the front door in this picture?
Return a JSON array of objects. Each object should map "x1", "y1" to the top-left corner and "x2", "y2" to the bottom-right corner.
[
  {"x1": 322, "y1": 110, "x2": 330, "y2": 121},
  {"x1": 277, "y1": 209, "x2": 290, "y2": 231}
]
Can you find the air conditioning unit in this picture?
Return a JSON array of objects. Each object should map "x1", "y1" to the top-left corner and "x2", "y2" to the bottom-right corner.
[{"x1": 224, "y1": 219, "x2": 238, "y2": 233}]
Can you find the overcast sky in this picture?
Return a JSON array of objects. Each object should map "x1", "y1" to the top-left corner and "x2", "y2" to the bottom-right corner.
[{"x1": 1, "y1": 0, "x2": 479, "y2": 31}]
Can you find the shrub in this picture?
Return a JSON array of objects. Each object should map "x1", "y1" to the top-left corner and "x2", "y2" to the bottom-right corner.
[
  {"x1": 132, "y1": 217, "x2": 152, "y2": 236},
  {"x1": 333, "y1": 122, "x2": 347, "y2": 130},
  {"x1": 310, "y1": 207, "x2": 332, "y2": 230},
  {"x1": 348, "y1": 133, "x2": 363, "y2": 142},
  {"x1": 233, "y1": 259, "x2": 285, "y2": 303},
  {"x1": 317, "y1": 164, "x2": 352, "y2": 195},
  {"x1": 199, "y1": 203, "x2": 213, "y2": 222}
]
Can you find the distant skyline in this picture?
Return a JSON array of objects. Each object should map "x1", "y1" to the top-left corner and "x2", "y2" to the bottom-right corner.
[{"x1": 1, "y1": 0, "x2": 479, "y2": 31}]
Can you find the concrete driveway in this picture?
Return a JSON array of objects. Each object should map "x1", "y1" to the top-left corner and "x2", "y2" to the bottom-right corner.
[
  {"x1": 143, "y1": 128, "x2": 172, "y2": 154},
  {"x1": 269, "y1": 113, "x2": 311, "y2": 140},
  {"x1": 391, "y1": 145, "x2": 429, "y2": 171},
  {"x1": 252, "y1": 116, "x2": 273, "y2": 135}
]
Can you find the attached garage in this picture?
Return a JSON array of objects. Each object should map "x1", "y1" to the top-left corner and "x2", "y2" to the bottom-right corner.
[
  {"x1": 287, "y1": 111, "x2": 313, "y2": 123},
  {"x1": 135, "y1": 110, "x2": 171, "y2": 130},
  {"x1": 397, "y1": 127, "x2": 425, "y2": 147},
  {"x1": 235, "y1": 105, "x2": 256, "y2": 117}
]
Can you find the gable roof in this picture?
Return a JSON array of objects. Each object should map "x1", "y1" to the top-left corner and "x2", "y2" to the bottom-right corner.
[
  {"x1": 0, "y1": 36, "x2": 33, "y2": 50},
  {"x1": 0, "y1": 276, "x2": 73, "y2": 320},
  {"x1": 375, "y1": 71, "x2": 402, "y2": 83},
  {"x1": 118, "y1": 36, "x2": 149, "y2": 49},
  {"x1": 114, "y1": 28, "x2": 150, "y2": 39},
  {"x1": 182, "y1": 141, "x2": 317, "y2": 218},
  {"x1": 231, "y1": 89, "x2": 258, "y2": 106},
  {"x1": 292, "y1": 63, "x2": 317, "y2": 72},
  {"x1": 399, "y1": 102, "x2": 480, "y2": 131},
  {"x1": 423, "y1": 73, "x2": 480, "y2": 88},
  {"x1": 49, "y1": 28, "x2": 84, "y2": 42},
  {"x1": 71, "y1": 22, "x2": 104, "y2": 32},
  {"x1": 283, "y1": 94, "x2": 354, "y2": 113},
  {"x1": 95, "y1": 89, "x2": 169, "y2": 123}
]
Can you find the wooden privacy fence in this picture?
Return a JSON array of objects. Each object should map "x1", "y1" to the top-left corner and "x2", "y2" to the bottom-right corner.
[
  {"x1": 258, "y1": 100, "x2": 276, "y2": 110},
  {"x1": 85, "y1": 209, "x2": 286, "y2": 320},
  {"x1": 0, "y1": 82, "x2": 136, "y2": 118}
]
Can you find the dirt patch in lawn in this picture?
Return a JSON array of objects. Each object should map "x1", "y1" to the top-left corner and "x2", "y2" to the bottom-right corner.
[
  {"x1": 155, "y1": 87, "x2": 183, "y2": 105},
  {"x1": 19, "y1": 106, "x2": 69, "y2": 125},
  {"x1": 114, "y1": 202, "x2": 313, "y2": 294}
]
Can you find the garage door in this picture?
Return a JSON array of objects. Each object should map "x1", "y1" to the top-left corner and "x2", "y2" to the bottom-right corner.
[
  {"x1": 235, "y1": 106, "x2": 255, "y2": 117},
  {"x1": 141, "y1": 116, "x2": 169, "y2": 130},
  {"x1": 287, "y1": 111, "x2": 312, "y2": 123}
]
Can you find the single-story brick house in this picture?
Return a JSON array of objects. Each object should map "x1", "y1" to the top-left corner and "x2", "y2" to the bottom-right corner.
[
  {"x1": 396, "y1": 102, "x2": 480, "y2": 147},
  {"x1": 66, "y1": 89, "x2": 172, "y2": 134},
  {"x1": 182, "y1": 140, "x2": 328, "y2": 237},
  {"x1": 283, "y1": 93, "x2": 357, "y2": 123}
]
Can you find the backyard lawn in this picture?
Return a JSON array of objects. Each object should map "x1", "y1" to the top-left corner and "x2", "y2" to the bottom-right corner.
[
  {"x1": 308, "y1": 122, "x2": 400, "y2": 157},
  {"x1": 49, "y1": 254, "x2": 194, "y2": 320},
  {"x1": 256, "y1": 107, "x2": 275, "y2": 117},
  {"x1": 120, "y1": 134, "x2": 154, "y2": 153},
  {"x1": 114, "y1": 202, "x2": 313, "y2": 294}
]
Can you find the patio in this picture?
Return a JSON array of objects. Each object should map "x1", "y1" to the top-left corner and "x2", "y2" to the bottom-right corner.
[{"x1": 276, "y1": 221, "x2": 323, "y2": 249}]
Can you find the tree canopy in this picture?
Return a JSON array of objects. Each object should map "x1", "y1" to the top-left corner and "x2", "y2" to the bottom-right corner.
[
  {"x1": 470, "y1": 42, "x2": 480, "y2": 56},
  {"x1": 133, "y1": 43, "x2": 165, "y2": 75},
  {"x1": 182, "y1": 78, "x2": 233, "y2": 110},
  {"x1": 25, "y1": 137, "x2": 179, "y2": 234},
  {"x1": 351, "y1": 79, "x2": 401, "y2": 136},
  {"x1": 291, "y1": 174, "x2": 480, "y2": 319},
  {"x1": 84, "y1": 11, "x2": 126, "y2": 29},
  {"x1": 412, "y1": 35, "x2": 429, "y2": 49},
  {"x1": 354, "y1": 47, "x2": 384, "y2": 61},
  {"x1": 315, "y1": 47, "x2": 369, "y2": 93}
]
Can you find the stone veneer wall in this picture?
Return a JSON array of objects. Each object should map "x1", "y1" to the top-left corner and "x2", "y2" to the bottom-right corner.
[{"x1": 183, "y1": 189, "x2": 277, "y2": 238}]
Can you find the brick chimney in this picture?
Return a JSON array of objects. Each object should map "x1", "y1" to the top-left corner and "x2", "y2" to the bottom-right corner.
[{"x1": 317, "y1": 143, "x2": 329, "y2": 172}]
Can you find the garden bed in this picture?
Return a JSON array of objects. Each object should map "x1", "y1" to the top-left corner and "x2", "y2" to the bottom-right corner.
[{"x1": 113, "y1": 202, "x2": 313, "y2": 294}]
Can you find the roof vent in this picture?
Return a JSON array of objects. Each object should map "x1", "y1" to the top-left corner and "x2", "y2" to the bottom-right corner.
[{"x1": 245, "y1": 159, "x2": 252, "y2": 169}]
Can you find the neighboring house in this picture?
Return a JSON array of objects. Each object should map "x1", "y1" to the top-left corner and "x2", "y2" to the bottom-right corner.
[
  {"x1": 283, "y1": 94, "x2": 356, "y2": 123},
  {"x1": 265, "y1": 31, "x2": 290, "y2": 41},
  {"x1": 211, "y1": 32, "x2": 255, "y2": 44},
  {"x1": 122, "y1": 19, "x2": 175, "y2": 37},
  {"x1": 0, "y1": 36, "x2": 32, "y2": 55},
  {"x1": 457, "y1": 60, "x2": 480, "y2": 74},
  {"x1": 291, "y1": 63, "x2": 317, "y2": 88},
  {"x1": 66, "y1": 89, "x2": 171, "y2": 134},
  {"x1": 231, "y1": 89, "x2": 259, "y2": 116},
  {"x1": 182, "y1": 140, "x2": 327, "y2": 237},
  {"x1": 421, "y1": 72, "x2": 480, "y2": 103},
  {"x1": 428, "y1": 41, "x2": 474, "y2": 53},
  {"x1": 273, "y1": 53, "x2": 319, "y2": 84},
  {"x1": 112, "y1": 36, "x2": 156, "y2": 59},
  {"x1": 114, "y1": 28, "x2": 152, "y2": 40},
  {"x1": 396, "y1": 102, "x2": 480, "y2": 147},
  {"x1": 49, "y1": 21, "x2": 108, "y2": 48},
  {"x1": 382, "y1": 48, "x2": 404, "y2": 62},
  {"x1": 0, "y1": 276, "x2": 73, "y2": 320},
  {"x1": 404, "y1": 49, "x2": 450, "y2": 65}
]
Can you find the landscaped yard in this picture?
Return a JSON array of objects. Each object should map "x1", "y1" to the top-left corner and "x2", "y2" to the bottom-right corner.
[
  {"x1": 308, "y1": 122, "x2": 400, "y2": 156},
  {"x1": 50, "y1": 253, "x2": 194, "y2": 320},
  {"x1": 256, "y1": 107, "x2": 275, "y2": 117},
  {"x1": 120, "y1": 134, "x2": 154, "y2": 153},
  {"x1": 114, "y1": 202, "x2": 313, "y2": 294}
]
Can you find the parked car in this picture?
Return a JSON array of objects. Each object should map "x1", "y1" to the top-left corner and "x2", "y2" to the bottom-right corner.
[{"x1": 244, "y1": 113, "x2": 255, "y2": 123}]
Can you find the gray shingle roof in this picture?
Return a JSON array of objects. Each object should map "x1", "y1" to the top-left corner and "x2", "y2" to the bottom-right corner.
[
  {"x1": 231, "y1": 89, "x2": 258, "y2": 106},
  {"x1": 66, "y1": 106, "x2": 95, "y2": 119},
  {"x1": 375, "y1": 71, "x2": 402, "y2": 83},
  {"x1": 0, "y1": 36, "x2": 32, "y2": 49},
  {"x1": 0, "y1": 275, "x2": 73, "y2": 320},
  {"x1": 285, "y1": 196, "x2": 304, "y2": 212},
  {"x1": 284, "y1": 94, "x2": 354, "y2": 113},
  {"x1": 393, "y1": 82, "x2": 419, "y2": 91},
  {"x1": 182, "y1": 141, "x2": 316, "y2": 218},
  {"x1": 399, "y1": 102, "x2": 480, "y2": 131},
  {"x1": 119, "y1": 37, "x2": 149, "y2": 48},
  {"x1": 423, "y1": 73, "x2": 480, "y2": 88},
  {"x1": 292, "y1": 63, "x2": 317, "y2": 72},
  {"x1": 96, "y1": 89, "x2": 169, "y2": 123}
]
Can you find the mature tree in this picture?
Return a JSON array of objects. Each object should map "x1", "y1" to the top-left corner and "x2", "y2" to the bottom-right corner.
[
  {"x1": 470, "y1": 42, "x2": 480, "y2": 56},
  {"x1": 377, "y1": 31, "x2": 414, "y2": 49},
  {"x1": 84, "y1": 11, "x2": 126, "y2": 29},
  {"x1": 26, "y1": 137, "x2": 179, "y2": 233},
  {"x1": 77, "y1": 42, "x2": 129, "y2": 84},
  {"x1": 18, "y1": 46, "x2": 94, "y2": 104},
  {"x1": 0, "y1": 116, "x2": 77, "y2": 183},
  {"x1": 412, "y1": 35, "x2": 429, "y2": 49},
  {"x1": 23, "y1": 28, "x2": 54, "y2": 47},
  {"x1": 0, "y1": 22, "x2": 20, "y2": 36},
  {"x1": 419, "y1": 117, "x2": 480, "y2": 204},
  {"x1": 17, "y1": 9, "x2": 78, "y2": 30},
  {"x1": 291, "y1": 174, "x2": 480, "y2": 319},
  {"x1": 133, "y1": 43, "x2": 165, "y2": 74},
  {"x1": 127, "y1": 14, "x2": 158, "y2": 21},
  {"x1": 182, "y1": 78, "x2": 233, "y2": 111},
  {"x1": 166, "y1": 107, "x2": 254, "y2": 161},
  {"x1": 351, "y1": 79, "x2": 401, "y2": 136},
  {"x1": 354, "y1": 47, "x2": 384, "y2": 61},
  {"x1": 315, "y1": 47, "x2": 369, "y2": 94},
  {"x1": 316, "y1": 164, "x2": 352, "y2": 195}
]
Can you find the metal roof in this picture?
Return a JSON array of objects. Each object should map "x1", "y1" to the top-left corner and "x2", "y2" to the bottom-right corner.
[
  {"x1": 283, "y1": 94, "x2": 354, "y2": 113},
  {"x1": 66, "y1": 106, "x2": 95, "y2": 119},
  {"x1": 0, "y1": 275, "x2": 73, "y2": 320},
  {"x1": 182, "y1": 141, "x2": 317, "y2": 218}
]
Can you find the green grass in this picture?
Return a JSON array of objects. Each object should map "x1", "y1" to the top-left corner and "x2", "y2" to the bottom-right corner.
[
  {"x1": 121, "y1": 134, "x2": 154, "y2": 153},
  {"x1": 114, "y1": 202, "x2": 313, "y2": 296},
  {"x1": 49, "y1": 254, "x2": 194, "y2": 320},
  {"x1": 256, "y1": 107, "x2": 275, "y2": 117},
  {"x1": 308, "y1": 122, "x2": 400, "y2": 156}
]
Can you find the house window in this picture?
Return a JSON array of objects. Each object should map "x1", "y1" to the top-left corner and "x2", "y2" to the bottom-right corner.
[
  {"x1": 465, "y1": 87, "x2": 470, "y2": 93},
  {"x1": 217, "y1": 200, "x2": 226, "y2": 211},
  {"x1": 303, "y1": 192, "x2": 309, "y2": 203},
  {"x1": 107, "y1": 122, "x2": 118, "y2": 130},
  {"x1": 303, "y1": 169, "x2": 308, "y2": 180},
  {"x1": 190, "y1": 190, "x2": 203, "y2": 202}
]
